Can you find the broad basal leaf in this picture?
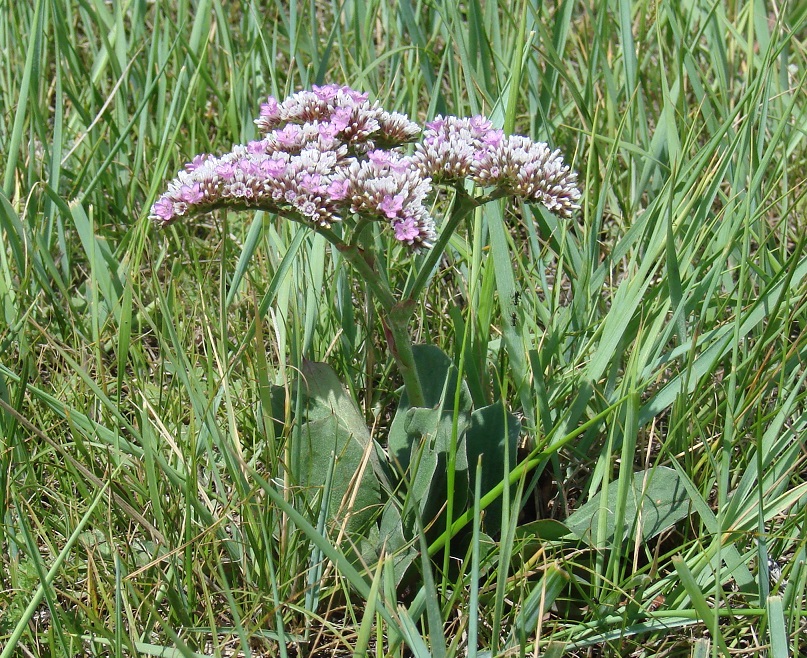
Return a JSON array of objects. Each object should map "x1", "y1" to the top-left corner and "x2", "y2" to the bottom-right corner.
[{"x1": 565, "y1": 466, "x2": 689, "y2": 545}]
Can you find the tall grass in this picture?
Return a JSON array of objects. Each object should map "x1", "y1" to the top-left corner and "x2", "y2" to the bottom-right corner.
[{"x1": 1, "y1": 0, "x2": 806, "y2": 655}]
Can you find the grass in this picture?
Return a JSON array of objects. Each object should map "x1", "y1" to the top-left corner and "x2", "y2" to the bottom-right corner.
[{"x1": 2, "y1": 0, "x2": 807, "y2": 655}]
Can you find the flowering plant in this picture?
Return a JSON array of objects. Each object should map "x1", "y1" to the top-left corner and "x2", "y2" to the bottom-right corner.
[
  {"x1": 152, "y1": 84, "x2": 580, "y2": 574},
  {"x1": 152, "y1": 84, "x2": 580, "y2": 408}
]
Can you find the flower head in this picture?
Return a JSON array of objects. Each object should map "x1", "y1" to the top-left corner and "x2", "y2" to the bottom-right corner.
[
  {"x1": 413, "y1": 113, "x2": 579, "y2": 216},
  {"x1": 253, "y1": 86, "x2": 420, "y2": 153},
  {"x1": 413, "y1": 115, "x2": 503, "y2": 181},
  {"x1": 471, "y1": 135, "x2": 581, "y2": 217},
  {"x1": 326, "y1": 152, "x2": 436, "y2": 249}
]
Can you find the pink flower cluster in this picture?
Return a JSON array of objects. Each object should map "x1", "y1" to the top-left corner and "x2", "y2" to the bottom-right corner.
[
  {"x1": 329, "y1": 149, "x2": 434, "y2": 243},
  {"x1": 412, "y1": 115, "x2": 505, "y2": 181},
  {"x1": 472, "y1": 136, "x2": 582, "y2": 217},
  {"x1": 413, "y1": 115, "x2": 581, "y2": 218},
  {"x1": 150, "y1": 84, "x2": 435, "y2": 249},
  {"x1": 150, "y1": 85, "x2": 580, "y2": 249},
  {"x1": 255, "y1": 85, "x2": 421, "y2": 151}
]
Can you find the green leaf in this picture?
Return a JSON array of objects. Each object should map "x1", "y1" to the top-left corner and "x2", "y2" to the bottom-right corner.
[
  {"x1": 515, "y1": 519, "x2": 574, "y2": 544},
  {"x1": 389, "y1": 344, "x2": 472, "y2": 476},
  {"x1": 767, "y1": 595, "x2": 789, "y2": 658},
  {"x1": 399, "y1": 344, "x2": 473, "y2": 412},
  {"x1": 507, "y1": 564, "x2": 569, "y2": 648},
  {"x1": 297, "y1": 416, "x2": 381, "y2": 529},
  {"x1": 465, "y1": 401, "x2": 520, "y2": 533},
  {"x1": 298, "y1": 359, "x2": 369, "y2": 427},
  {"x1": 392, "y1": 406, "x2": 470, "y2": 541},
  {"x1": 672, "y1": 556, "x2": 730, "y2": 657},
  {"x1": 564, "y1": 467, "x2": 689, "y2": 545},
  {"x1": 378, "y1": 503, "x2": 419, "y2": 586},
  {"x1": 290, "y1": 360, "x2": 383, "y2": 561}
]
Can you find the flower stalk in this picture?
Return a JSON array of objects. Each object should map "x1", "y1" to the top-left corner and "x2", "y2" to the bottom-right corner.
[{"x1": 332, "y1": 238, "x2": 426, "y2": 406}]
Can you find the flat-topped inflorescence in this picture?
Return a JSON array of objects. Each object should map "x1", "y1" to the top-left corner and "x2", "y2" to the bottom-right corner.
[
  {"x1": 150, "y1": 85, "x2": 581, "y2": 249},
  {"x1": 471, "y1": 135, "x2": 582, "y2": 218},
  {"x1": 412, "y1": 114, "x2": 505, "y2": 182},
  {"x1": 412, "y1": 115, "x2": 581, "y2": 218},
  {"x1": 254, "y1": 85, "x2": 422, "y2": 152}
]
